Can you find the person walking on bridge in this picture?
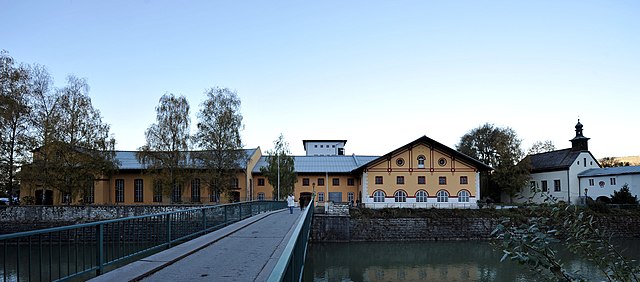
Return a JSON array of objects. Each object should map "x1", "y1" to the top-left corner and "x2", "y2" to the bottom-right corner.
[{"x1": 287, "y1": 194, "x2": 295, "y2": 214}]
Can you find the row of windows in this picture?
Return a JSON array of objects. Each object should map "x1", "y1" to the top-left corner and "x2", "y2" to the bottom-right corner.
[
  {"x1": 258, "y1": 177, "x2": 356, "y2": 187},
  {"x1": 394, "y1": 156, "x2": 448, "y2": 168},
  {"x1": 372, "y1": 190, "x2": 471, "y2": 203},
  {"x1": 314, "y1": 144, "x2": 337, "y2": 148},
  {"x1": 315, "y1": 192, "x2": 356, "y2": 202},
  {"x1": 114, "y1": 178, "x2": 229, "y2": 203},
  {"x1": 375, "y1": 176, "x2": 468, "y2": 185},
  {"x1": 531, "y1": 180, "x2": 562, "y2": 192},
  {"x1": 587, "y1": 178, "x2": 616, "y2": 186}
]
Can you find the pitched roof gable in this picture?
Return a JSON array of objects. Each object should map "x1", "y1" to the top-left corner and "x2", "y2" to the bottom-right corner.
[
  {"x1": 526, "y1": 148, "x2": 580, "y2": 173},
  {"x1": 357, "y1": 135, "x2": 492, "y2": 172}
]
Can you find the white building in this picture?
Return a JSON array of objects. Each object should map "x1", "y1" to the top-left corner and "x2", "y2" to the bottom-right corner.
[
  {"x1": 578, "y1": 166, "x2": 640, "y2": 202},
  {"x1": 518, "y1": 121, "x2": 601, "y2": 204},
  {"x1": 302, "y1": 140, "x2": 347, "y2": 156}
]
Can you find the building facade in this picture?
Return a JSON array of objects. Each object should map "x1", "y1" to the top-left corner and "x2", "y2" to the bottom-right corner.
[
  {"x1": 518, "y1": 121, "x2": 601, "y2": 204},
  {"x1": 22, "y1": 136, "x2": 492, "y2": 208},
  {"x1": 578, "y1": 166, "x2": 640, "y2": 202}
]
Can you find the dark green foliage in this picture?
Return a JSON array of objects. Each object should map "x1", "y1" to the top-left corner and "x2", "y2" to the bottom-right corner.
[
  {"x1": 493, "y1": 188, "x2": 640, "y2": 281},
  {"x1": 610, "y1": 184, "x2": 638, "y2": 205},
  {"x1": 586, "y1": 197, "x2": 611, "y2": 213},
  {"x1": 456, "y1": 123, "x2": 529, "y2": 202}
]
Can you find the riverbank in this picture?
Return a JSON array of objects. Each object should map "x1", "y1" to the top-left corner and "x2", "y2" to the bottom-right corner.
[{"x1": 311, "y1": 204, "x2": 640, "y2": 242}]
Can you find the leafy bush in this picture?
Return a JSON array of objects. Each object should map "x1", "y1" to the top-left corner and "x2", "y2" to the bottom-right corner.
[{"x1": 610, "y1": 184, "x2": 638, "y2": 205}]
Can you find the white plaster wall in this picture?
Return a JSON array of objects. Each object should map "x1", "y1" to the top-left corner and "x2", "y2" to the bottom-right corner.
[
  {"x1": 567, "y1": 152, "x2": 601, "y2": 204},
  {"x1": 579, "y1": 174, "x2": 640, "y2": 200},
  {"x1": 522, "y1": 170, "x2": 570, "y2": 203}
]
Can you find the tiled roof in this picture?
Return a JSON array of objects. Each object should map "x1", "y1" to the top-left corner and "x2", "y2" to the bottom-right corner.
[
  {"x1": 252, "y1": 155, "x2": 380, "y2": 174},
  {"x1": 115, "y1": 148, "x2": 257, "y2": 170},
  {"x1": 578, "y1": 166, "x2": 640, "y2": 177},
  {"x1": 526, "y1": 148, "x2": 581, "y2": 173}
]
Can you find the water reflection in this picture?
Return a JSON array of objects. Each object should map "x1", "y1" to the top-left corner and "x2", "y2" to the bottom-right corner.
[{"x1": 303, "y1": 240, "x2": 640, "y2": 282}]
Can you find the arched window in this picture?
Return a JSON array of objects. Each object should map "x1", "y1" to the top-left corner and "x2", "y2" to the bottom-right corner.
[
  {"x1": 436, "y1": 190, "x2": 449, "y2": 202},
  {"x1": 394, "y1": 190, "x2": 407, "y2": 202},
  {"x1": 458, "y1": 190, "x2": 470, "y2": 202},
  {"x1": 417, "y1": 155, "x2": 426, "y2": 168},
  {"x1": 415, "y1": 190, "x2": 428, "y2": 202},
  {"x1": 373, "y1": 190, "x2": 386, "y2": 202}
]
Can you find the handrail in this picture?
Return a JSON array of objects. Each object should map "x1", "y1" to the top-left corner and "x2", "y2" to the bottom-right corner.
[
  {"x1": 0, "y1": 200, "x2": 286, "y2": 281},
  {"x1": 268, "y1": 195, "x2": 315, "y2": 282}
]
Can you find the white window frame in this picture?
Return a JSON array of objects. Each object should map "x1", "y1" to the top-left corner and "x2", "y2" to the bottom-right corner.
[
  {"x1": 415, "y1": 190, "x2": 428, "y2": 202},
  {"x1": 436, "y1": 190, "x2": 449, "y2": 202},
  {"x1": 373, "y1": 190, "x2": 385, "y2": 202},
  {"x1": 457, "y1": 190, "x2": 470, "y2": 202},
  {"x1": 394, "y1": 190, "x2": 407, "y2": 202}
]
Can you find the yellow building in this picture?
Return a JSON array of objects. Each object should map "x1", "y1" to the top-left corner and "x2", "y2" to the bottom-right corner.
[
  {"x1": 252, "y1": 137, "x2": 491, "y2": 208},
  {"x1": 358, "y1": 136, "x2": 492, "y2": 208},
  {"x1": 22, "y1": 137, "x2": 491, "y2": 208},
  {"x1": 22, "y1": 148, "x2": 262, "y2": 205}
]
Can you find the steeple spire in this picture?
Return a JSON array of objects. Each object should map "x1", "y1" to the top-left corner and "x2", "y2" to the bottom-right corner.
[{"x1": 570, "y1": 119, "x2": 589, "y2": 151}]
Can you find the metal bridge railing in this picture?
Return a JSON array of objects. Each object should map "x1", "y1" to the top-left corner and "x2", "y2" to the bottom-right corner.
[
  {"x1": 0, "y1": 200, "x2": 286, "y2": 282},
  {"x1": 268, "y1": 195, "x2": 315, "y2": 282}
]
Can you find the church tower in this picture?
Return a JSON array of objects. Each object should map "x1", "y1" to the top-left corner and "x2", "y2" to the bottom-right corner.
[{"x1": 570, "y1": 119, "x2": 590, "y2": 151}]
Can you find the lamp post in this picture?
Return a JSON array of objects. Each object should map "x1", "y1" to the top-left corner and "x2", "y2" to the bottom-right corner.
[
  {"x1": 584, "y1": 187, "x2": 588, "y2": 205},
  {"x1": 277, "y1": 152, "x2": 280, "y2": 201}
]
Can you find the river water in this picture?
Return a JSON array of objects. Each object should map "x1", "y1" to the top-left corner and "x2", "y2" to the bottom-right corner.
[{"x1": 303, "y1": 240, "x2": 640, "y2": 281}]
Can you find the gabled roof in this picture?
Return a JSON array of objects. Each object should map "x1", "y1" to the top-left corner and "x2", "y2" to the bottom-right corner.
[
  {"x1": 115, "y1": 148, "x2": 258, "y2": 170},
  {"x1": 524, "y1": 148, "x2": 600, "y2": 173},
  {"x1": 356, "y1": 135, "x2": 493, "y2": 172},
  {"x1": 252, "y1": 155, "x2": 379, "y2": 174},
  {"x1": 578, "y1": 166, "x2": 640, "y2": 178},
  {"x1": 525, "y1": 148, "x2": 580, "y2": 173}
]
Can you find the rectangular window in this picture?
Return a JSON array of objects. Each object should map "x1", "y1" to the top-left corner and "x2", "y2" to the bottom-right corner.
[
  {"x1": 153, "y1": 182, "x2": 163, "y2": 202},
  {"x1": 303, "y1": 178, "x2": 310, "y2": 186},
  {"x1": 84, "y1": 182, "x2": 94, "y2": 204},
  {"x1": 209, "y1": 189, "x2": 219, "y2": 202},
  {"x1": 332, "y1": 178, "x2": 340, "y2": 186},
  {"x1": 347, "y1": 178, "x2": 355, "y2": 186},
  {"x1": 191, "y1": 178, "x2": 201, "y2": 202},
  {"x1": 589, "y1": 179, "x2": 594, "y2": 186},
  {"x1": 375, "y1": 176, "x2": 383, "y2": 185},
  {"x1": 257, "y1": 178, "x2": 265, "y2": 186},
  {"x1": 439, "y1": 176, "x2": 447, "y2": 185},
  {"x1": 348, "y1": 192, "x2": 354, "y2": 203},
  {"x1": 396, "y1": 176, "x2": 405, "y2": 185},
  {"x1": 583, "y1": 157, "x2": 587, "y2": 167},
  {"x1": 530, "y1": 181, "x2": 536, "y2": 189},
  {"x1": 417, "y1": 176, "x2": 426, "y2": 184},
  {"x1": 62, "y1": 193, "x2": 71, "y2": 204},
  {"x1": 134, "y1": 179, "x2": 144, "y2": 203},
  {"x1": 172, "y1": 184, "x2": 182, "y2": 203},
  {"x1": 231, "y1": 178, "x2": 239, "y2": 189},
  {"x1": 318, "y1": 178, "x2": 325, "y2": 186},
  {"x1": 257, "y1": 192, "x2": 265, "y2": 201},
  {"x1": 610, "y1": 177, "x2": 616, "y2": 185},
  {"x1": 318, "y1": 192, "x2": 325, "y2": 202},
  {"x1": 460, "y1": 176, "x2": 468, "y2": 185},
  {"x1": 541, "y1": 180, "x2": 548, "y2": 192},
  {"x1": 115, "y1": 179, "x2": 124, "y2": 203},
  {"x1": 554, "y1": 180, "x2": 561, "y2": 192}
]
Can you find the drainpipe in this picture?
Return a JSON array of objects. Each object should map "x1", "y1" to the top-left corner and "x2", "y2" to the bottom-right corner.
[{"x1": 567, "y1": 170, "x2": 571, "y2": 204}]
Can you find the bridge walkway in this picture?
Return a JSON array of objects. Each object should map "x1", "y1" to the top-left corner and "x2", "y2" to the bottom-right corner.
[{"x1": 91, "y1": 208, "x2": 303, "y2": 282}]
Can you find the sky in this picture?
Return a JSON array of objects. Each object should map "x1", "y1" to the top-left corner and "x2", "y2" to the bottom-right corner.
[{"x1": 1, "y1": 1, "x2": 639, "y2": 158}]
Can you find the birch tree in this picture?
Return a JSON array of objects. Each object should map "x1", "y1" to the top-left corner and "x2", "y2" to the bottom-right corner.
[
  {"x1": 260, "y1": 134, "x2": 296, "y2": 200},
  {"x1": 137, "y1": 93, "x2": 191, "y2": 203},
  {"x1": 193, "y1": 87, "x2": 244, "y2": 202}
]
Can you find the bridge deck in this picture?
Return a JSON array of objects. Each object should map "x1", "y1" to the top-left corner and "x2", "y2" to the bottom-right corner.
[{"x1": 91, "y1": 208, "x2": 302, "y2": 282}]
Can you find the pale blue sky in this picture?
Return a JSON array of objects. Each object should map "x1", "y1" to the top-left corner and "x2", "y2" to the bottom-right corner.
[{"x1": 2, "y1": 1, "x2": 639, "y2": 158}]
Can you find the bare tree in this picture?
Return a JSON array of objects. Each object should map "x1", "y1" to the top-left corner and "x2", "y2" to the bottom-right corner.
[
  {"x1": 193, "y1": 87, "x2": 245, "y2": 202},
  {"x1": 527, "y1": 140, "x2": 556, "y2": 155},
  {"x1": 137, "y1": 93, "x2": 191, "y2": 203},
  {"x1": 24, "y1": 75, "x2": 117, "y2": 204},
  {"x1": 0, "y1": 51, "x2": 31, "y2": 203}
]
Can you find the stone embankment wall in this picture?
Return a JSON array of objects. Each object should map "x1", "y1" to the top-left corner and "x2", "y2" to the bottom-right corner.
[
  {"x1": 312, "y1": 204, "x2": 640, "y2": 242},
  {"x1": 0, "y1": 205, "x2": 203, "y2": 234}
]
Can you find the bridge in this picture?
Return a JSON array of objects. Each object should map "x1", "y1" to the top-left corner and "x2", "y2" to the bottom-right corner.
[{"x1": 0, "y1": 199, "x2": 314, "y2": 282}]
